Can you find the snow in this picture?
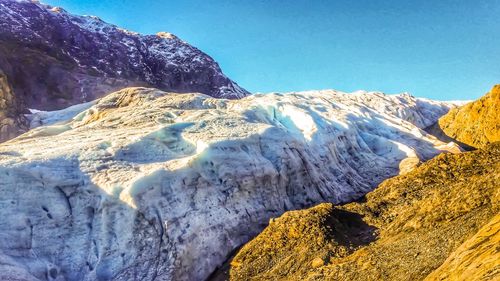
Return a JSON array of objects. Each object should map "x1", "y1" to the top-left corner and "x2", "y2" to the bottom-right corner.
[
  {"x1": 27, "y1": 101, "x2": 96, "y2": 128},
  {"x1": 0, "y1": 87, "x2": 463, "y2": 281}
]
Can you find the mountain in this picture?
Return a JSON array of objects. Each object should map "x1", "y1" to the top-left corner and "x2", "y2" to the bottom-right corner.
[
  {"x1": 435, "y1": 85, "x2": 500, "y2": 148},
  {"x1": 0, "y1": 0, "x2": 248, "y2": 141},
  {"x1": 226, "y1": 90, "x2": 500, "y2": 281},
  {"x1": 0, "y1": 87, "x2": 458, "y2": 281}
]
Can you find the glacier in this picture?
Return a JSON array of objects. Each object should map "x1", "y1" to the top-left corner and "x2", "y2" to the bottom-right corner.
[{"x1": 0, "y1": 88, "x2": 461, "y2": 281}]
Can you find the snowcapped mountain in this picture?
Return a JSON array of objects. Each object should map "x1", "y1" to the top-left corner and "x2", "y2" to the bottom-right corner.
[
  {"x1": 0, "y1": 0, "x2": 248, "y2": 102},
  {"x1": 0, "y1": 0, "x2": 248, "y2": 141},
  {"x1": 0, "y1": 87, "x2": 460, "y2": 281}
]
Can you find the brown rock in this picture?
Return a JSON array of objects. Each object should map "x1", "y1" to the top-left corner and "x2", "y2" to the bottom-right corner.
[
  {"x1": 311, "y1": 257, "x2": 325, "y2": 268},
  {"x1": 437, "y1": 85, "x2": 500, "y2": 148},
  {"x1": 424, "y1": 214, "x2": 500, "y2": 281}
]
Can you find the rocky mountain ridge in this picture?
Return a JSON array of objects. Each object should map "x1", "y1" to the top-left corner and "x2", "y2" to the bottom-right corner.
[
  {"x1": 436, "y1": 84, "x2": 500, "y2": 148},
  {"x1": 0, "y1": 0, "x2": 248, "y2": 141}
]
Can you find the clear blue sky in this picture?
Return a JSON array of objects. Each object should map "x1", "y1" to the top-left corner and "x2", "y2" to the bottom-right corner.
[{"x1": 44, "y1": 0, "x2": 500, "y2": 100}]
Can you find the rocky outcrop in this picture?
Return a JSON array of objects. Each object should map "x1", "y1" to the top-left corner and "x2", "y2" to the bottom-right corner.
[
  {"x1": 228, "y1": 142, "x2": 500, "y2": 281},
  {"x1": 424, "y1": 214, "x2": 500, "y2": 281},
  {"x1": 0, "y1": 69, "x2": 28, "y2": 142},
  {"x1": 0, "y1": 0, "x2": 248, "y2": 141},
  {"x1": 433, "y1": 85, "x2": 500, "y2": 148},
  {"x1": 0, "y1": 87, "x2": 457, "y2": 281}
]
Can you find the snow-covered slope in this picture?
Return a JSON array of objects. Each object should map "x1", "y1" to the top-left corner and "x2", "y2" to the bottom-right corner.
[{"x1": 0, "y1": 88, "x2": 460, "y2": 281}]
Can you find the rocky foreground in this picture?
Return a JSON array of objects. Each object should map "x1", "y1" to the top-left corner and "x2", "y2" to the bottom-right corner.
[{"x1": 0, "y1": 87, "x2": 458, "y2": 281}]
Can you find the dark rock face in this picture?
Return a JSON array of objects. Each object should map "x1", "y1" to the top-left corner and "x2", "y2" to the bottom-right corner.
[
  {"x1": 0, "y1": 0, "x2": 248, "y2": 140},
  {"x1": 0, "y1": 69, "x2": 28, "y2": 142}
]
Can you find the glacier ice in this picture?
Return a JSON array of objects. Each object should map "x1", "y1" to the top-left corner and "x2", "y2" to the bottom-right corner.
[{"x1": 0, "y1": 87, "x2": 462, "y2": 281}]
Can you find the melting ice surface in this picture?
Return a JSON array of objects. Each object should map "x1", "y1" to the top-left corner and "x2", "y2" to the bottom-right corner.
[{"x1": 0, "y1": 87, "x2": 463, "y2": 281}]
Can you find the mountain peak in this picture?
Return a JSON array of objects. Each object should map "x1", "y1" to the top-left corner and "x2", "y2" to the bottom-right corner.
[
  {"x1": 157, "y1": 31, "x2": 178, "y2": 40},
  {"x1": 0, "y1": 0, "x2": 249, "y2": 103},
  {"x1": 0, "y1": 0, "x2": 249, "y2": 141}
]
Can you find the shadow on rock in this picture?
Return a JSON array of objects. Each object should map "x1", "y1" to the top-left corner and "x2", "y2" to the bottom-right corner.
[{"x1": 424, "y1": 122, "x2": 475, "y2": 151}]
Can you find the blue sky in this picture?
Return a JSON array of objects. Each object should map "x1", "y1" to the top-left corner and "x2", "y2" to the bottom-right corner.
[{"x1": 44, "y1": 0, "x2": 499, "y2": 100}]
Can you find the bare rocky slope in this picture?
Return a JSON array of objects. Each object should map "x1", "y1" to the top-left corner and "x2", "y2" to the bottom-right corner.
[
  {"x1": 0, "y1": 0, "x2": 248, "y2": 141},
  {"x1": 432, "y1": 84, "x2": 500, "y2": 148},
  {"x1": 225, "y1": 90, "x2": 500, "y2": 281},
  {"x1": 0, "y1": 87, "x2": 458, "y2": 281},
  {"x1": 424, "y1": 213, "x2": 500, "y2": 281}
]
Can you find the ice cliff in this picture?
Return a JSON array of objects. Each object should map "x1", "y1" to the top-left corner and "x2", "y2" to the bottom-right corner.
[{"x1": 0, "y1": 88, "x2": 460, "y2": 281}]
